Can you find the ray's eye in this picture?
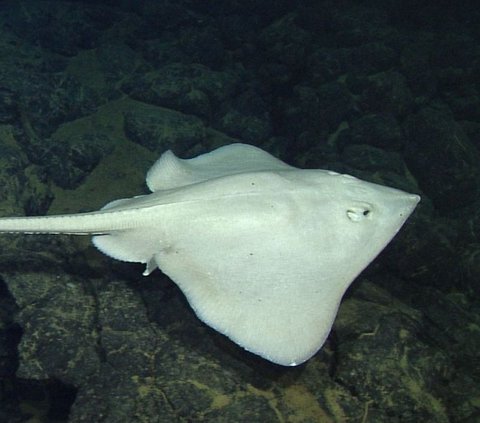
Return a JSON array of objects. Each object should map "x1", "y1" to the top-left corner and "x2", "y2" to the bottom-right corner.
[{"x1": 346, "y1": 206, "x2": 372, "y2": 222}]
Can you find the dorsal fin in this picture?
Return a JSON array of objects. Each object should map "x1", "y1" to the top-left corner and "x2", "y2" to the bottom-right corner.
[{"x1": 146, "y1": 143, "x2": 294, "y2": 192}]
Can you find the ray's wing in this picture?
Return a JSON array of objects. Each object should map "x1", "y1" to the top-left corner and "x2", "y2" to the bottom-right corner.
[
  {"x1": 154, "y1": 205, "x2": 346, "y2": 366},
  {"x1": 145, "y1": 143, "x2": 295, "y2": 191}
]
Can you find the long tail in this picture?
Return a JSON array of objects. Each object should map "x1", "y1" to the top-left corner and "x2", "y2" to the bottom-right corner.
[{"x1": 0, "y1": 209, "x2": 145, "y2": 235}]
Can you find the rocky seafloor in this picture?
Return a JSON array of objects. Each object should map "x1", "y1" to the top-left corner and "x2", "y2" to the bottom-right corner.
[{"x1": 0, "y1": 1, "x2": 479, "y2": 422}]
